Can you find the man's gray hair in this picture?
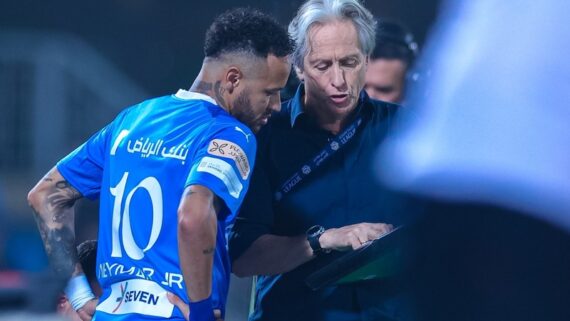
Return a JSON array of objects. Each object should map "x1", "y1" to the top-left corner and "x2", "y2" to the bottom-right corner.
[{"x1": 288, "y1": 0, "x2": 377, "y2": 70}]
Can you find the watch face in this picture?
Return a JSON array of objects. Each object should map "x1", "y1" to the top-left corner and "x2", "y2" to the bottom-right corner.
[{"x1": 307, "y1": 225, "x2": 324, "y2": 237}]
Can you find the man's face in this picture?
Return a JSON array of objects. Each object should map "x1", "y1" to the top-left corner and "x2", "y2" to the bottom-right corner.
[
  {"x1": 232, "y1": 54, "x2": 291, "y2": 133},
  {"x1": 365, "y1": 58, "x2": 407, "y2": 103},
  {"x1": 298, "y1": 20, "x2": 367, "y2": 120}
]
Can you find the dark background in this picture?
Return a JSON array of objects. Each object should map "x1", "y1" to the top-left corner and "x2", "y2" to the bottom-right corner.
[{"x1": 0, "y1": 0, "x2": 440, "y2": 96}]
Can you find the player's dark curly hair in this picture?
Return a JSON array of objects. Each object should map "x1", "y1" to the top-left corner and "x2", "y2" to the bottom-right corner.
[
  {"x1": 204, "y1": 8, "x2": 293, "y2": 59},
  {"x1": 77, "y1": 239, "x2": 97, "y2": 283}
]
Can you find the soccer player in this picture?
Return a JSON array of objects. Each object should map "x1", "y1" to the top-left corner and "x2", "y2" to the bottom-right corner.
[{"x1": 27, "y1": 7, "x2": 291, "y2": 321}]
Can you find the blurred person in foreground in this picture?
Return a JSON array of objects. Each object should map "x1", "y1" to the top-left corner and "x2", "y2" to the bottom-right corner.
[
  {"x1": 364, "y1": 20, "x2": 418, "y2": 104},
  {"x1": 376, "y1": 1, "x2": 570, "y2": 320},
  {"x1": 229, "y1": 0, "x2": 410, "y2": 320},
  {"x1": 27, "y1": 7, "x2": 291, "y2": 321}
]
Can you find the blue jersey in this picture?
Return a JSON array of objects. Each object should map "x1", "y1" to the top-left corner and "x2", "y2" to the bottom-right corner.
[{"x1": 57, "y1": 90, "x2": 256, "y2": 320}]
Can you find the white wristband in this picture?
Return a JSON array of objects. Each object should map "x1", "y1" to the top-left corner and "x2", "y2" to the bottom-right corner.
[{"x1": 65, "y1": 274, "x2": 96, "y2": 311}]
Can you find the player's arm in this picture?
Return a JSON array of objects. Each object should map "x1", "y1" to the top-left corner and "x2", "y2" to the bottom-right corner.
[
  {"x1": 27, "y1": 167, "x2": 97, "y2": 320},
  {"x1": 177, "y1": 184, "x2": 221, "y2": 321},
  {"x1": 28, "y1": 167, "x2": 82, "y2": 278}
]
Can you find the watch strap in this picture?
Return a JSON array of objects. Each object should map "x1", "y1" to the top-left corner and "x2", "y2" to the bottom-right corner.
[{"x1": 307, "y1": 225, "x2": 326, "y2": 255}]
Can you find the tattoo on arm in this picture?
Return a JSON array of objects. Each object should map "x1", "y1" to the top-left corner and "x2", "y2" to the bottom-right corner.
[
  {"x1": 212, "y1": 195, "x2": 223, "y2": 216},
  {"x1": 48, "y1": 180, "x2": 81, "y2": 223},
  {"x1": 36, "y1": 216, "x2": 78, "y2": 276},
  {"x1": 183, "y1": 188, "x2": 197, "y2": 199},
  {"x1": 183, "y1": 188, "x2": 223, "y2": 216},
  {"x1": 202, "y1": 247, "x2": 215, "y2": 255},
  {"x1": 181, "y1": 186, "x2": 218, "y2": 256},
  {"x1": 31, "y1": 176, "x2": 82, "y2": 278}
]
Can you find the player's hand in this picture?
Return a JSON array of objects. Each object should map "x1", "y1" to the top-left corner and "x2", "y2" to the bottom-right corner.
[
  {"x1": 167, "y1": 292, "x2": 223, "y2": 321},
  {"x1": 319, "y1": 222, "x2": 393, "y2": 251},
  {"x1": 76, "y1": 298, "x2": 98, "y2": 321}
]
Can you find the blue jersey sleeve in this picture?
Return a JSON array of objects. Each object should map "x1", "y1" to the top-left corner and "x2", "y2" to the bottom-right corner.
[
  {"x1": 56, "y1": 122, "x2": 115, "y2": 200},
  {"x1": 186, "y1": 124, "x2": 257, "y2": 220}
]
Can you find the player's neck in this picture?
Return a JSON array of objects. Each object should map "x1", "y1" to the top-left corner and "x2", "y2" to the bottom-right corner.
[{"x1": 189, "y1": 66, "x2": 229, "y2": 112}]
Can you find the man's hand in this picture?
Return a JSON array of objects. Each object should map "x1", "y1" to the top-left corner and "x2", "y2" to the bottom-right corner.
[
  {"x1": 167, "y1": 292, "x2": 223, "y2": 321},
  {"x1": 76, "y1": 298, "x2": 98, "y2": 321},
  {"x1": 319, "y1": 222, "x2": 393, "y2": 251}
]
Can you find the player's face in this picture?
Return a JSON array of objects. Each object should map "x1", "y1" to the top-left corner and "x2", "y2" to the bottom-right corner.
[
  {"x1": 232, "y1": 55, "x2": 291, "y2": 133},
  {"x1": 365, "y1": 58, "x2": 407, "y2": 103},
  {"x1": 297, "y1": 20, "x2": 367, "y2": 122}
]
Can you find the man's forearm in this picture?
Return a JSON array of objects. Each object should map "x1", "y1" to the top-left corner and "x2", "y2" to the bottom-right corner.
[
  {"x1": 178, "y1": 186, "x2": 218, "y2": 302},
  {"x1": 232, "y1": 234, "x2": 314, "y2": 277},
  {"x1": 232, "y1": 222, "x2": 394, "y2": 277},
  {"x1": 28, "y1": 167, "x2": 82, "y2": 278}
]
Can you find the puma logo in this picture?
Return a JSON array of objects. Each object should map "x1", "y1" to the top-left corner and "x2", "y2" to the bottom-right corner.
[
  {"x1": 111, "y1": 129, "x2": 130, "y2": 155},
  {"x1": 235, "y1": 126, "x2": 252, "y2": 142}
]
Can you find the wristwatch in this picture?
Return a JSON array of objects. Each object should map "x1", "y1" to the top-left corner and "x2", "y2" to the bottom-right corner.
[{"x1": 306, "y1": 225, "x2": 330, "y2": 255}]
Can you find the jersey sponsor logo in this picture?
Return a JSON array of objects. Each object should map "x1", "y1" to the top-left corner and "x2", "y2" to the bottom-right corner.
[
  {"x1": 125, "y1": 136, "x2": 189, "y2": 164},
  {"x1": 112, "y1": 281, "x2": 129, "y2": 312},
  {"x1": 97, "y1": 279, "x2": 174, "y2": 317},
  {"x1": 234, "y1": 126, "x2": 253, "y2": 143},
  {"x1": 197, "y1": 156, "x2": 243, "y2": 198},
  {"x1": 207, "y1": 139, "x2": 251, "y2": 179}
]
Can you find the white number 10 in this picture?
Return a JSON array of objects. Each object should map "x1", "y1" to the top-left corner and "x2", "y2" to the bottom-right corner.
[{"x1": 110, "y1": 172, "x2": 163, "y2": 260}]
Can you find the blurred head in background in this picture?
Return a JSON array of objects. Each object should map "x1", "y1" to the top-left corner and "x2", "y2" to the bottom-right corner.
[
  {"x1": 376, "y1": 1, "x2": 570, "y2": 320},
  {"x1": 365, "y1": 20, "x2": 418, "y2": 103}
]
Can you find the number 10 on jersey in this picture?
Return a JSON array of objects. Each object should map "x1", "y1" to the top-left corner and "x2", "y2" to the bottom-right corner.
[{"x1": 110, "y1": 172, "x2": 164, "y2": 260}]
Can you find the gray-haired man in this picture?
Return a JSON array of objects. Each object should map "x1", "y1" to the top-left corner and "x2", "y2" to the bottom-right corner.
[{"x1": 229, "y1": 0, "x2": 408, "y2": 320}]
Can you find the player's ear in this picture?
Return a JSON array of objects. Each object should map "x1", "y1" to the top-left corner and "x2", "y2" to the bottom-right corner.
[{"x1": 226, "y1": 67, "x2": 242, "y2": 94}]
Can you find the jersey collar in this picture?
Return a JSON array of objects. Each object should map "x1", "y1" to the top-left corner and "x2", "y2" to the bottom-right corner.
[{"x1": 174, "y1": 89, "x2": 218, "y2": 106}]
